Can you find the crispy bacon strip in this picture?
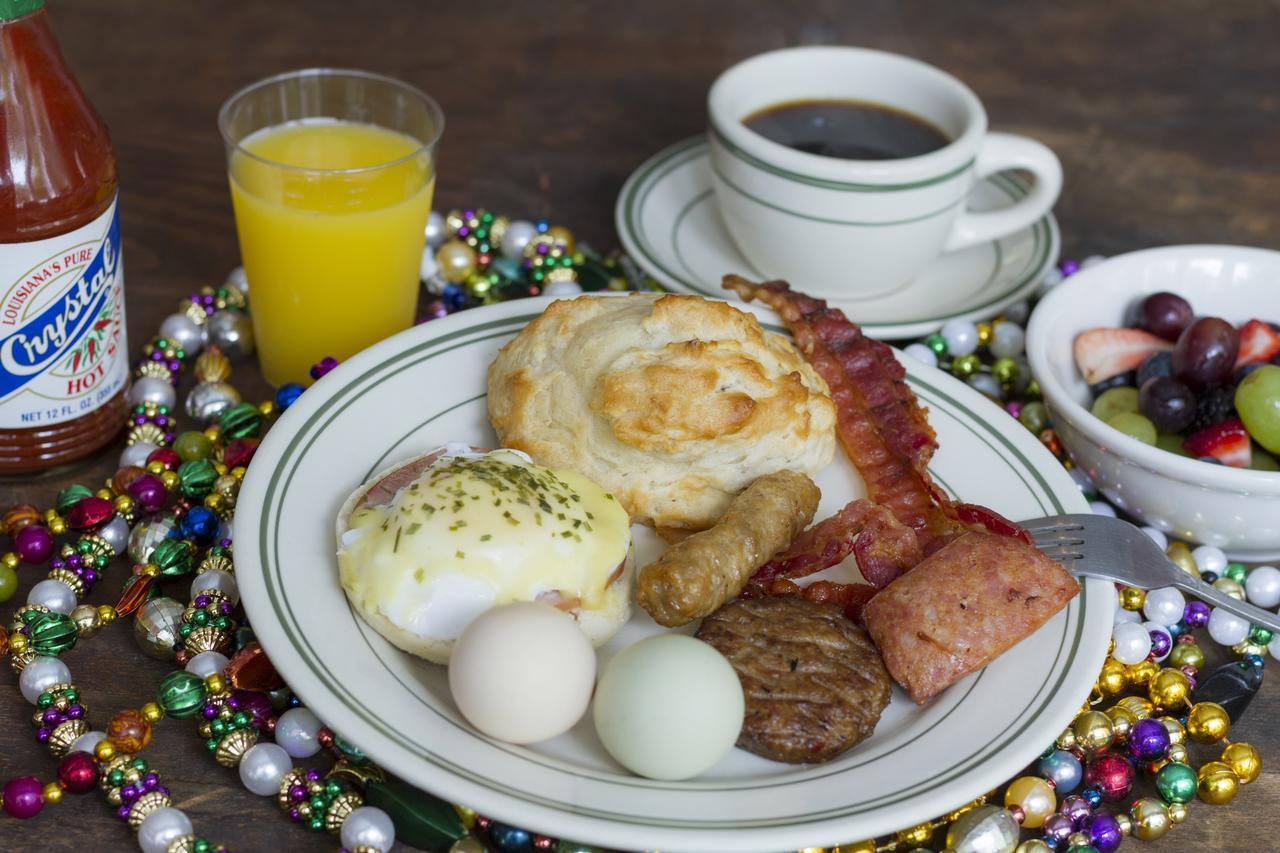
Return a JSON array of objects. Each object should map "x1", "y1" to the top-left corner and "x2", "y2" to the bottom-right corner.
[{"x1": 725, "y1": 275, "x2": 965, "y2": 549}]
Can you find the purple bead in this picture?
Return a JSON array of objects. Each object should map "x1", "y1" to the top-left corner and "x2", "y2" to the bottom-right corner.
[
  {"x1": 1060, "y1": 793, "x2": 1092, "y2": 827},
  {"x1": 201, "y1": 704, "x2": 219, "y2": 720},
  {"x1": 117, "y1": 804, "x2": 131, "y2": 820},
  {"x1": 1149, "y1": 629, "x2": 1172, "y2": 657},
  {"x1": 42, "y1": 708, "x2": 62, "y2": 725},
  {"x1": 67, "y1": 705, "x2": 83, "y2": 719},
  {"x1": 35, "y1": 728, "x2": 50, "y2": 743},
  {"x1": 1129, "y1": 717, "x2": 1171, "y2": 760},
  {"x1": 1184, "y1": 600, "x2": 1211, "y2": 628},
  {"x1": 227, "y1": 696, "x2": 241, "y2": 710},
  {"x1": 1042, "y1": 812, "x2": 1074, "y2": 844},
  {"x1": 144, "y1": 772, "x2": 159, "y2": 787},
  {"x1": 120, "y1": 784, "x2": 138, "y2": 801},
  {"x1": 128, "y1": 474, "x2": 167, "y2": 513},
  {"x1": 195, "y1": 594, "x2": 210, "y2": 608},
  {"x1": 15, "y1": 524, "x2": 54, "y2": 564},
  {"x1": 82, "y1": 569, "x2": 98, "y2": 585},
  {"x1": 219, "y1": 538, "x2": 232, "y2": 548},
  {"x1": 306, "y1": 769, "x2": 321, "y2": 782},
  {"x1": 1088, "y1": 812, "x2": 1123, "y2": 853},
  {"x1": 155, "y1": 415, "x2": 169, "y2": 427},
  {"x1": 422, "y1": 298, "x2": 448, "y2": 321},
  {"x1": 289, "y1": 807, "x2": 301, "y2": 821},
  {"x1": 310, "y1": 356, "x2": 339, "y2": 380},
  {"x1": 150, "y1": 351, "x2": 164, "y2": 362},
  {"x1": 133, "y1": 415, "x2": 147, "y2": 426},
  {"x1": 155, "y1": 785, "x2": 169, "y2": 797},
  {"x1": 219, "y1": 601, "x2": 232, "y2": 615},
  {"x1": 1, "y1": 777, "x2": 44, "y2": 819},
  {"x1": 1060, "y1": 259, "x2": 1081, "y2": 276},
  {"x1": 1182, "y1": 668, "x2": 1198, "y2": 689},
  {"x1": 289, "y1": 784, "x2": 306, "y2": 801},
  {"x1": 66, "y1": 554, "x2": 82, "y2": 568},
  {"x1": 49, "y1": 558, "x2": 64, "y2": 570},
  {"x1": 231, "y1": 690, "x2": 273, "y2": 726}
]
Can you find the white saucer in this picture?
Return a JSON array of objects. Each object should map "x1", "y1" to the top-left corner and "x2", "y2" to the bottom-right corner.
[{"x1": 616, "y1": 136, "x2": 1061, "y2": 339}]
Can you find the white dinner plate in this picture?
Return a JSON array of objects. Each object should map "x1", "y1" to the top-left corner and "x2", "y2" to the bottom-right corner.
[
  {"x1": 236, "y1": 295, "x2": 1112, "y2": 853},
  {"x1": 615, "y1": 136, "x2": 1061, "y2": 339}
]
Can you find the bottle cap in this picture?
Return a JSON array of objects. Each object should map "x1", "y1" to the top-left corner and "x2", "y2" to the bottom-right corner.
[{"x1": 0, "y1": 0, "x2": 44, "y2": 21}]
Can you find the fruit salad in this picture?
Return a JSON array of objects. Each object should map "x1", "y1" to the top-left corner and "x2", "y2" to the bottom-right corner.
[{"x1": 1073, "y1": 291, "x2": 1280, "y2": 469}]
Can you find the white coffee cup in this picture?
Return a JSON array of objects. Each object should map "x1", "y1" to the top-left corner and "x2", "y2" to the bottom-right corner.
[{"x1": 708, "y1": 46, "x2": 1062, "y2": 299}]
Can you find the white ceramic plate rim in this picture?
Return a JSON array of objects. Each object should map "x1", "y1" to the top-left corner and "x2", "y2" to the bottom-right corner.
[
  {"x1": 1027, "y1": 244, "x2": 1280, "y2": 495},
  {"x1": 614, "y1": 135, "x2": 1061, "y2": 339},
  {"x1": 236, "y1": 296, "x2": 1110, "y2": 852}
]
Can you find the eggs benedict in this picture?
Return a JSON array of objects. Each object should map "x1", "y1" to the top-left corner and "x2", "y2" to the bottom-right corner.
[{"x1": 336, "y1": 444, "x2": 632, "y2": 664}]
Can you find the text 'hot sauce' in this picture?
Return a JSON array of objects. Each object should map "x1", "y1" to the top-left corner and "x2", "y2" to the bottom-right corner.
[{"x1": 0, "y1": 0, "x2": 128, "y2": 474}]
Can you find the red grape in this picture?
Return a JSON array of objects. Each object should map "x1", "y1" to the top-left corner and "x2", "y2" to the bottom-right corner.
[
  {"x1": 1136, "y1": 292, "x2": 1194, "y2": 341},
  {"x1": 1172, "y1": 317, "x2": 1239, "y2": 390}
]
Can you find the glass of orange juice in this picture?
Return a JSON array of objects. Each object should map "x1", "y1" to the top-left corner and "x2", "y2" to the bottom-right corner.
[{"x1": 218, "y1": 69, "x2": 443, "y2": 385}]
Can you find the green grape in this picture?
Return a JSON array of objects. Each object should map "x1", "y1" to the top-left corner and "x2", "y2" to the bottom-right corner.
[
  {"x1": 1236, "y1": 365, "x2": 1280, "y2": 454},
  {"x1": 1091, "y1": 386, "x2": 1140, "y2": 423},
  {"x1": 1249, "y1": 448, "x2": 1280, "y2": 471},
  {"x1": 1107, "y1": 411, "x2": 1157, "y2": 445},
  {"x1": 1157, "y1": 432, "x2": 1190, "y2": 456}
]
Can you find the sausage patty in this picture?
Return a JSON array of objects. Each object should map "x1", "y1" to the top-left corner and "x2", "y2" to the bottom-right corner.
[{"x1": 696, "y1": 596, "x2": 892, "y2": 763}]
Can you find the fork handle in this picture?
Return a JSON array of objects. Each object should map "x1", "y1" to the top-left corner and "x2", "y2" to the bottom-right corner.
[{"x1": 1169, "y1": 576, "x2": 1280, "y2": 636}]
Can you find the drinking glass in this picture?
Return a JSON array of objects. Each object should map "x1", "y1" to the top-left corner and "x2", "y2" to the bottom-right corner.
[{"x1": 219, "y1": 69, "x2": 444, "y2": 385}]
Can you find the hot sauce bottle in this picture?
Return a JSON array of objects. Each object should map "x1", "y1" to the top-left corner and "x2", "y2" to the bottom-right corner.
[{"x1": 0, "y1": 0, "x2": 128, "y2": 474}]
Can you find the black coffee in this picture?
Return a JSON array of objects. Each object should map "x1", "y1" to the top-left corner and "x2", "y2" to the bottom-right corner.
[{"x1": 742, "y1": 99, "x2": 950, "y2": 161}]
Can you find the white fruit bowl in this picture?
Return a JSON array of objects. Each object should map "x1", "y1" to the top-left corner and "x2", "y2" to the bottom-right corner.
[{"x1": 1027, "y1": 245, "x2": 1280, "y2": 561}]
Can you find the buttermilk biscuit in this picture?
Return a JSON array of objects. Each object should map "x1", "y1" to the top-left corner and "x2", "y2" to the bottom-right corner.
[{"x1": 487, "y1": 293, "x2": 835, "y2": 532}]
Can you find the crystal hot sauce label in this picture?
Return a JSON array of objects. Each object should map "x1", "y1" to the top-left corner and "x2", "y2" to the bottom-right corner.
[{"x1": 0, "y1": 198, "x2": 128, "y2": 429}]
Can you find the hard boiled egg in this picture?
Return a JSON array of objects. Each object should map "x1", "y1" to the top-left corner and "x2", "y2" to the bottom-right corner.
[
  {"x1": 449, "y1": 602, "x2": 596, "y2": 744},
  {"x1": 592, "y1": 634, "x2": 744, "y2": 780}
]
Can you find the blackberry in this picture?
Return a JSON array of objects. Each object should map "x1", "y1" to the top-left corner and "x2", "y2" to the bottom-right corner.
[
  {"x1": 1187, "y1": 384, "x2": 1237, "y2": 433},
  {"x1": 1136, "y1": 351, "x2": 1173, "y2": 387},
  {"x1": 1089, "y1": 371, "x2": 1134, "y2": 397}
]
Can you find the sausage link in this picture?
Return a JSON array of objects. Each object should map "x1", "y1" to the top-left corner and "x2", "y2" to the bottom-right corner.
[{"x1": 636, "y1": 469, "x2": 820, "y2": 627}]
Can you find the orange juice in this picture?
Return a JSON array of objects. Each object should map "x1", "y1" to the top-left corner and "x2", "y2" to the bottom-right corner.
[{"x1": 229, "y1": 119, "x2": 434, "y2": 384}]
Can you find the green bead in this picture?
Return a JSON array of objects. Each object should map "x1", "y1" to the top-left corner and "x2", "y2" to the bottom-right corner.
[
  {"x1": 178, "y1": 458, "x2": 219, "y2": 499},
  {"x1": 152, "y1": 538, "x2": 197, "y2": 577},
  {"x1": 232, "y1": 711, "x2": 249, "y2": 728},
  {"x1": 951, "y1": 353, "x2": 981, "y2": 379},
  {"x1": 28, "y1": 611, "x2": 78, "y2": 656},
  {"x1": 309, "y1": 796, "x2": 326, "y2": 812},
  {"x1": 0, "y1": 563, "x2": 17, "y2": 602},
  {"x1": 174, "y1": 431, "x2": 214, "y2": 462},
  {"x1": 1020, "y1": 401, "x2": 1050, "y2": 433},
  {"x1": 219, "y1": 402, "x2": 264, "y2": 440},
  {"x1": 210, "y1": 719, "x2": 226, "y2": 736},
  {"x1": 193, "y1": 609, "x2": 209, "y2": 625},
  {"x1": 205, "y1": 737, "x2": 218, "y2": 751},
  {"x1": 36, "y1": 692, "x2": 53, "y2": 708},
  {"x1": 1225, "y1": 563, "x2": 1248, "y2": 584},
  {"x1": 334, "y1": 735, "x2": 368, "y2": 763},
  {"x1": 194, "y1": 841, "x2": 211, "y2": 853},
  {"x1": 55, "y1": 484, "x2": 95, "y2": 515},
  {"x1": 156, "y1": 671, "x2": 206, "y2": 719},
  {"x1": 1250, "y1": 624, "x2": 1274, "y2": 645},
  {"x1": 308, "y1": 816, "x2": 324, "y2": 831},
  {"x1": 925, "y1": 333, "x2": 948, "y2": 356},
  {"x1": 179, "y1": 623, "x2": 192, "y2": 637},
  {"x1": 1155, "y1": 760, "x2": 1197, "y2": 803},
  {"x1": 131, "y1": 758, "x2": 148, "y2": 772},
  {"x1": 107, "y1": 769, "x2": 125, "y2": 786},
  {"x1": 363, "y1": 780, "x2": 468, "y2": 849},
  {"x1": 63, "y1": 688, "x2": 76, "y2": 702}
]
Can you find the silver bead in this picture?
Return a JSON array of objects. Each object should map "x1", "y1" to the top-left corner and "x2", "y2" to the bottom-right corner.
[
  {"x1": 19, "y1": 656, "x2": 71, "y2": 704},
  {"x1": 339, "y1": 806, "x2": 395, "y2": 853},
  {"x1": 424, "y1": 210, "x2": 446, "y2": 249},
  {"x1": 218, "y1": 517, "x2": 234, "y2": 543},
  {"x1": 27, "y1": 579, "x2": 76, "y2": 615},
  {"x1": 967, "y1": 372, "x2": 1003, "y2": 400},
  {"x1": 989, "y1": 321, "x2": 1026, "y2": 358},
  {"x1": 191, "y1": 570, "x2": 238, "y2": 605},
  {"x1": 501, "y1": 219, "x2": 538, "y2": 257},
  {"x1": 420, "y1": 246, "x2": 440, "y2": 282},
  {"x1": 159, "y1": 313, "x2": 206, "y2": 356},
  {"x1": 71, "y1": 730, "x2": 106, "y2": 754},
  {"x1": 185, "y1": 651, "x2": 229, "y2": 679},
  {"x1": 137, "y1": 806, "x2": 193, "y2": 853},
  {"x1": 130, "y1": 518, "x2": 176, "y2": 564},
  {"x1": 940, "y1": 319, "x2": 980, "y2": 357},
  {"x1": 128, "y1": 376, "x2": 177, "y2": 409},
  {"x1": 224, "y1": 265, "x2": 250, "y2": 296},
  {"x1": 185, "y1": 381, "x2": 241, "y2": 425},
  {"x1": 239, "y1": 743, "x2": 293, "y2": 796},
  {"x1": 206, "y1": 311, "x2": 255, "y2": 360},
  {"x1": 543, "y1": 279, "x2": 584, "y2": 298},
  {"x1": 97, "y1": 516, "x2": 131, "y2": 556},
  {"x1": 120, "y1": 441, "x2": 158, "y2": 469},
  {"x1": 1002, "y1": 299, "x2": 1031, "y2": 325},
  {"x1": 945, "y1": 804, "x2": 1020, "y2": 853},
  {"x1": 275, "y1": 707, "x2": 323, "y2": 758},
  {"x1": 133, "y1": 597, "x2": 185, "y2": 660}
]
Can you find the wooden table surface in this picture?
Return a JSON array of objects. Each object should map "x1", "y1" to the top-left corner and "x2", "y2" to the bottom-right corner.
[{"x1": 2, "y1": 1, "x2": 1278, "y2": 850}]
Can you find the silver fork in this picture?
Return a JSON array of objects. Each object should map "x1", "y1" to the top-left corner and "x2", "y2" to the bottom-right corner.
[{"x1": 1026, "y1": 513, "x2": 1280, "y2": 635}]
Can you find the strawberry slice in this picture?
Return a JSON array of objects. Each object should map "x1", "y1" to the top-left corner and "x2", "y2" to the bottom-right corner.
[
  {"x1": 1183, "y1": 418, "x2": 1252, "y2": 468},
  {"x1": 1074, "y1": 327, "x2": 1174, "y2": 384},
  {"x1": 1234, "y1": 319, "x2": 1280, "y2": 369}
]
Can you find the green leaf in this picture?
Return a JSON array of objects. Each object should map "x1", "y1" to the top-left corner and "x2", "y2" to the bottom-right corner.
[{"x1": 362, "y1": 780, "x2": 467, "y2": 850}]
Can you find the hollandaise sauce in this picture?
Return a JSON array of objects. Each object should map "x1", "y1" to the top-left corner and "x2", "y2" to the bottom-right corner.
[{"x1": 338, "y1": 450, "x2": 630, "y2": 641}]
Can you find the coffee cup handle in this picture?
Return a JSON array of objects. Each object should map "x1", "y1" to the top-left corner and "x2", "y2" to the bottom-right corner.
[{"x1": 943, "y1": 132, "x2": 1062, "y2": 252}]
